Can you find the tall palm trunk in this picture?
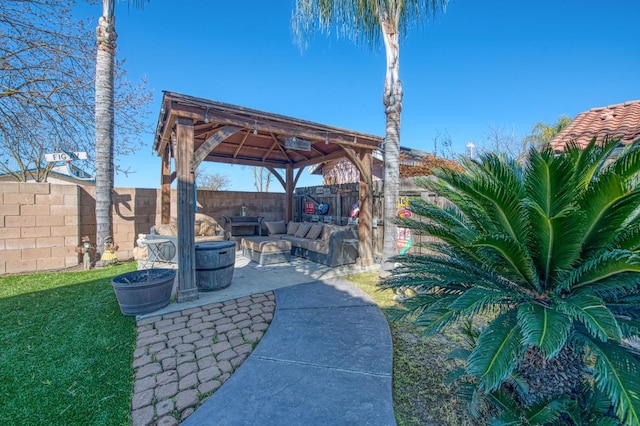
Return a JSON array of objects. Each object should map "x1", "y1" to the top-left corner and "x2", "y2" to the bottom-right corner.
[
  {"x1": 380, "y1": 13, "x2": 402, "y2": 274},
  {"x1": 94, "y1": 0, "x2": 116, "y2": 258}
]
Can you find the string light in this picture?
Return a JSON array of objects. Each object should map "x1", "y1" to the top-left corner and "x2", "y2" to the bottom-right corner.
[
  {"x1": 253, "y1": 120, "x2": 258, "y2": 135},
  {"x1": 204, "y1": 108, "x2": 209, "y2": 123}
]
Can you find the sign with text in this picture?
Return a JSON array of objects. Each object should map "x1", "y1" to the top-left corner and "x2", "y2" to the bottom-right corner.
[
  {"x1": 45, "y1": 152, "x2": 88, "y2": 162},
  {"x1": 284, "y1": 137, "x2": 311, "y2": 151}
]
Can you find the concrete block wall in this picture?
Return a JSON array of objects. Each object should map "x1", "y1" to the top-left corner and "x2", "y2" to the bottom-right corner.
[
  {"x1": 195, "y1": 190, "x2": 287, "y2": 223},
  {"x1": 0, "y1": 183, "x2": 287, "y2": 275},
  {"x1": 79, "y1": 187, "x2": 159, "y2": 262},
  {"x1": 0, "y1": 183, "x2": 80, "y2": 274}
]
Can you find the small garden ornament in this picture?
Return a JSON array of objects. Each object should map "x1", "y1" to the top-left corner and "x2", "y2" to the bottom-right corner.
[
  {"x1": 100, "y1": 236, "x2": 119, "y2": 265},
  {"x1": 75, "y1": 236, "x2": 94, "y2": 270}
]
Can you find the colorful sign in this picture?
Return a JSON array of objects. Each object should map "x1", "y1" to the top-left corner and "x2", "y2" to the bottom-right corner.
[
  {"x1": 305, "y1": 202, "x2": 315, "y2": 214},
  {"x1": 397, "y1": 227, "x2": 413, "y2": 255},
  {"x1": 397, "y1": 209, "x2": 412, "y2": 218}
]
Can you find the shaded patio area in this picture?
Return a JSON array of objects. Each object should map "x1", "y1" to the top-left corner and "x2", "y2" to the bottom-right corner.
[{"x1": 152, "y1": 92, "x2": 383, "y2": 302}]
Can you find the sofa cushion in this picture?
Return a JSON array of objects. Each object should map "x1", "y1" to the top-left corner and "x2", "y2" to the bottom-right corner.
[
  {"x1": 321, "y1": 224, "x2": 335, "y2": 242},
  {"x1": 264, "y1": 220, "x2": 287, "y2": 236},
  {"x1": 193, "y1": 213, "x2": 221, "y2": 236},
  {"x1": 295, "y1": 223, "x2": 312, "y2": 238},
  {"x1": 287, "y1": 221, "x2": 300, "y2": 235},
  {"x1": 281, "y1": 235, "x2": 308, "y2": 248},
  {"x1": 154, "y1": 223, "x2": 177, "y2": 236},
  {"x1": 306, "y1": 224, "x2": 323, "y2": 240},
  {"x1": 242, "y1": 237, "x2": 291, "y2": 252}
]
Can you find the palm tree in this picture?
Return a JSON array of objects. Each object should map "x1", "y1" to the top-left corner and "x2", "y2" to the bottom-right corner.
[
  {"x1": 384, "y1": 139, "x2": 640, "y2": 424},
  {"x1": 292, "y1": 0, "x2": 449, "y2": 275},
  {"x1": 94, "y1": 0, "x2": 145, "y2": 258},
  {"x1": 94, "y1": 0, "x2": 117, "y2": 258},
  {"x1": 522, "y1": 115, "x2": 573, "y2": 151}
]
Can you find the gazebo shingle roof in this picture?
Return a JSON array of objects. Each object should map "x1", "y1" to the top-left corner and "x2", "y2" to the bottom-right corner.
[{"x1": 550, "y1": 100, "x2": 640, "y2": 150}]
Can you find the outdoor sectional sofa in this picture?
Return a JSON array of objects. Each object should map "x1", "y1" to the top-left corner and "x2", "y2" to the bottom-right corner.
[{"x1": 241, "y1": 221, "x2": 359, "y2": 267}]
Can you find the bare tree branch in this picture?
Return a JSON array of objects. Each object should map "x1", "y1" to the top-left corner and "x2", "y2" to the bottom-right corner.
[{"x1": 0, "y1": 0, "x2": 152, "y2": 182}]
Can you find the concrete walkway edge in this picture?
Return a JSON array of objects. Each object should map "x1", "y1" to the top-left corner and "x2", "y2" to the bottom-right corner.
[{"x1": 181, "y1": 276, "x2": 396, "y2": 425}]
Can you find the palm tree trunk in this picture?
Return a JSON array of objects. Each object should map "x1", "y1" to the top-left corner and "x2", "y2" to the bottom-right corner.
[
  {"x1": 94, "y1": 0, "x2": 117, "y2": 258},
  {"x1": 380, "y1": 16, "x2": 402, "y2": 275}
]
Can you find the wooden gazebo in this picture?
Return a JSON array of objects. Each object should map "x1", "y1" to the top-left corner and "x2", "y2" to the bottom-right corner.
[{"x1": 153, "y1": 92, "x2": 383, "y2": 302}]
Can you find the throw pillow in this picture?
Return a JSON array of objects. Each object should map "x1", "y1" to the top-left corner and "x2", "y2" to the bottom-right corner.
[
  {"x1": 295, "y1": 223, "x2": 313, "y2": 238},
  {"x1": 287, "y1": 221, "x2": 300, "y2": 235},
  {"x1": 264, "y1": 220, "x2": 287, "y2": 236},
  {"x1": 321, "y1": 224, "x2": 334, "y2": 242},
  {"x1": 306, "y1": 224, "x2": 323, "y2": 240}
]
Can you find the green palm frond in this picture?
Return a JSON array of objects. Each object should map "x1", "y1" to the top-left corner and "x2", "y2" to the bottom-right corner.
[
  {"x1": 581, "y1": 177, "x2": 640, "y2": 254},
  {"x1": 413, "y1": 294, "x2": 461, "y2": 335},
  {"x1": 524, "y1": 146, "x2": 585, "y2": 280},
  {"x1": 617, "y1": 318, "x2": 640, "y2": 339},
  {"x1": 445, "y1": 362, "x2": 469, "y2": 386},
  {"x1": 578, "y1": 334, "x2": 640, "y2": 426},
  {"x1": 560, "y1": 250, "x2": 640, "y2": 293},
  {"x1": 435, "y1": 154, "x2": 527, "y2": 240},
  {"x1": 486, "y1": 390, "x2": 522, "y2": 425},
  {"x1": 473, "y1": 234, "x2": 540, "y2": 293},
  {"x1": 524, "y1": 397, "x2": 569, "y2": 425},
  {"x1": 518, "y1": 302, "x2": 571, "y2": 357},
  {"x1": 467, "y1": 311, "x2": 523, "y2": 392},
  {"x1": 583, "y1": 278, "x2": 640, "y2": 307},
  {"x1": 385, "y1": 247, "x2": 508, "y2": 293},
  {"x1": 566, "y1": 381, "x2": 622, "y2": 426},
  {"x1": 613, "y1": 223, "x2": 640, "y2": 251},
  {"x1": 559, "y1": 290, "x2": 622, "y2": 342},
  {"x1": 568, "y1": 137, "x2": 620, "y2": 189},
  {"x1": 608, "y1": 140, "x2": 640, "y2": 186},
  {"x1": 448, "y1": 287, "x2": 509, "y2": 317},
  {"x1": 525, "y1": 146, "x2": 579, "y2": 217}
]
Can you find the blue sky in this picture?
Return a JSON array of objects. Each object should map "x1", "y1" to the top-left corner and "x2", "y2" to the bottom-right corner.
[{"x1": 75, "y1": 0, "x2": 640, "y2": 190}]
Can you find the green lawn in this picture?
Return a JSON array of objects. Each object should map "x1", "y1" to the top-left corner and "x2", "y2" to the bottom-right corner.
[
  {"x1": 346, "y1": 271, "x2": 477, "y2": 426},
  {"x1": 0, "y1": 264, "x2": 474, "y2": 425},
  {"x1": 0, "y1": 263, "x2": 138, "y2": 425}
]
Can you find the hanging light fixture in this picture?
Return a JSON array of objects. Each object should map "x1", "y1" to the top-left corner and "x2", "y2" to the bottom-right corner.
[
  {"x1": 204, "y1": 108, "x2": 210, "y2": 124},
  {"x1": 253, "y1": 120, "x2": 258, "y2": 135}
]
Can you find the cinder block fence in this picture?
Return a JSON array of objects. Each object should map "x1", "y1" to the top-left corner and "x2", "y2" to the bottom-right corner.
[{"x1": 0, "y1": 183, "x2": 286, "y2": 275}]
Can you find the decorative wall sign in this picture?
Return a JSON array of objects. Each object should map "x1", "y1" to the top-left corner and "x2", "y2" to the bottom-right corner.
[{"x1": 284, "y1": 136, "x2": 311, "y2": 151}]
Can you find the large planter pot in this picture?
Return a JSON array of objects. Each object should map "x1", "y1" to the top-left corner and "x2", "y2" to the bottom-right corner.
[{"x1": 111, "y1": 268, "x2": 176, "y2": 316}]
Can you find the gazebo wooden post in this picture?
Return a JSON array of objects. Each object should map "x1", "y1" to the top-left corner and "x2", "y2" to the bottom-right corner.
[
  {"x1": 358, "y1": 149, "x2": 374, "y2": 267},
  {"x1": 285, "y1": 164, "x2": 294, "y2": 222},
  {"x1": 160, "y1": 144, "x2": 171, "y2": 224},
  {"x1": 175, "y1": 118, "x2": 198, "y2": 302}
]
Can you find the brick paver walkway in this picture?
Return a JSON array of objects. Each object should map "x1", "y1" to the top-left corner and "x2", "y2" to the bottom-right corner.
[{"x1": 130, "y1": 292, "x2": 275, "y2": 426}]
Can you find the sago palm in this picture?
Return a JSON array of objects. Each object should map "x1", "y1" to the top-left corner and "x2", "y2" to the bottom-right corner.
[{"x1": 383, "y1": 138, "x2": 640, "y2": 425}]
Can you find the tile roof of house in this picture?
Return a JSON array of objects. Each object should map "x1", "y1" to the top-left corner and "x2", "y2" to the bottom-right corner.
[{"x1": 550, "y1": 100, "x2": 640, "y2": 150}]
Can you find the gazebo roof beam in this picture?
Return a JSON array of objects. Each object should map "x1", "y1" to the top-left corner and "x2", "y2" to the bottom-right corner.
[
  {"x1": 262, "y1": 138, "x2": 279, "y2": 162},
  {"x1": 204, "y1": 154, "x2": 291, "y2": 169},
  {"x1": 162, "y1": 102, "x2": 380, "y2": 149},
  {"x1": 232, "y1": 130, "x2": 251, "y2": 159},
  {"x1": 295, "y1": 150, "x2": 348, "y2": 169}
]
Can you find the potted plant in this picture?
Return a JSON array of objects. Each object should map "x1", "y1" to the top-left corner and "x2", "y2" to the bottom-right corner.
[{"x1": 111, "y1": 268, "x2": 176, "y2": 316}]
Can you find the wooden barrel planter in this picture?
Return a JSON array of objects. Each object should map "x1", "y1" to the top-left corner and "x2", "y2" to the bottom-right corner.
[
  {"x1": 111, "y1": 268, "x2": 176, "y2": 316},
  {"x1": 195, "y1": 241, "x2": 236, "y2": 291}
]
